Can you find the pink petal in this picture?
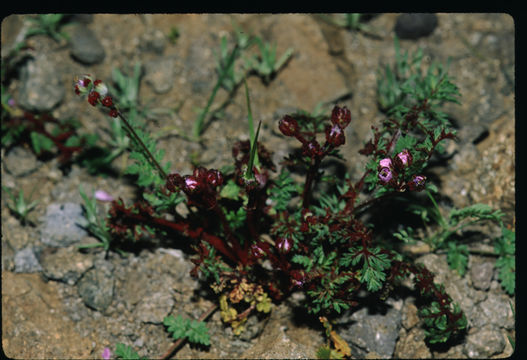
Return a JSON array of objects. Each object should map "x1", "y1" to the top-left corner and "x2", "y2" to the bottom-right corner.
[{"x1": 95, "y1": 190, "x2": 114, "y2": 202}]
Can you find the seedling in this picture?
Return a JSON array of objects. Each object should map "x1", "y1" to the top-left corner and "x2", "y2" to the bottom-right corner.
[
  {"x1": 243, "y1": 37, "x2": 294, "y2": 85},
  {"x1": 2, "y1": 186, "x2": 39, "y2": 225},
  {"x1": 25, "y1": 14, "x2": 70, "y2": 43}
]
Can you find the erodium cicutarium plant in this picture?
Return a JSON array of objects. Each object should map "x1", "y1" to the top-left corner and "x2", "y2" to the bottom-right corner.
[{"x1": 74, "y1": 50, "x2": 473, "y2": 357}]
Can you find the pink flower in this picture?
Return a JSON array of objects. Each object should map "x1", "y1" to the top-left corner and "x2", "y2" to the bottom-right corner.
[
  {"x1": 379, "y1": 157, "x2": 393, "y2": 169},
  {"x1": 395, "y1": 149, "x2": 412, "y2": 169},
  {"x1": 102, "y1": 347, "x2": 111, "y2": 360},
  {"x1": 184, "y1": 175, "x2": 200, "y2": 192},
  {"x1": 95, "y1": 190, "x2": 114, "y2": 202},
  {"x1": 378, "y1": 167, "x2": 394, "y2": 184},
  {"x1": 408, "y1": 174, "x2": 426, "y2": 191},
  {"x1": 325, "y1": 124, "x2": 345, "y2": 147}
]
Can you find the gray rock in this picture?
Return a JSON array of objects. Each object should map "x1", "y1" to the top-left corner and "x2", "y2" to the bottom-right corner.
[
  {"x1": 339, "y1": 303, "x2": 402, "y2": 358},
  {"x1": 469, "y1": 257, "x2": 494, "y2": 291},
  {"x1": 40, "y1": 203, "x2": 88, "y2": 247},
  {"x1": 14, "y1": 247, "x2": 42, "y2": 273},
  {"x1": 135, "y1": 290, "x2": 175, "y2": 324},
  {"x1": 139, "y1": 28, "x2": 167, "y2": 54},
  {"x1": 70, "y1": 25, "x2": 105, "y2": 64},
  {"x1": 464, "y1": 325, "x2": 506, "y2": 358},
  {"x1": 3, "y1": 146, "x2": 42, "y2": 177},
  {"x1": 18, "y1": 54, "x2": 65, "y2": 112},
  {"x1": 77, "y1": 265, "x2": 114, "y2": 312},
  {"x1": 470, "y1": 292, "x2": 515, "y2": 329},
  {"x1": 39, "y1": 246, "x2": 94, "y2": 285},
  {"x1": 144, "y1": 57, "x2": 176, "y2": 94},
  {"x1": 415, "y1": 253, "x2": 449, "y2": 284},
  {"x1": 394, "y1": 13, "x2": 438, "y2": 40}
]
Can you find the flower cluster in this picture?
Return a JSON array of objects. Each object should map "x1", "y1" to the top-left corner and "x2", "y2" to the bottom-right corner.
[
  {"x1": 74, "y1": 75, "x2": 118, "y2": 117},
  {"x1": 377, "y1": 149, "x2": 426, "y2": 191},
  {"x1": 166, "y1": 167, "x2": 224, "y2": 208},
  {"x1": 279, "y1": 105, "x2": 352, "y2": 159}
]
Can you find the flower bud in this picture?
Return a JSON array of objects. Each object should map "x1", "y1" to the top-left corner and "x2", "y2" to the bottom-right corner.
[
  {"x1": 93, "y1": 80, "x2": 108, "y2": 97},
  {"x1": 193, "y1": 166, "x2": 208, "y2": 180},
  {"x1": 109, "y1": 109, "x2": 119, "y2": 118},
  {"x1": 302, "y1": 140, "x2": 323, "y2": 158},
  {"x1": 101, "y1": 96, "x2": 113, "y2": 107},
  {"x1": 276, "y1": 237, "x2": 292, "y2": 254},
  {"x1": 250, "y1": 243, "x2": 267, "y2": 259},
  {"x1": 74, "y1": 75, "x2": 93, "y2": 95},
  {"x1": 290, "y1": 270, "x2": 306, "y2": 288},
  {"x1": 87, "y1": 91, "x2": 100, "y2": 106},
  {"x1": 278, "y1": 115, "x2": 299, "y2": 137},
  {"x1": 184, "y1": 175, "x2": 200, "y2": 192},
  {"x1": 331, "y1": 106, "x2": 351, "y2": 128},
  {"x1": 408, "y1": 174, "x2": 426, "y2": 191},
  {"x1": 166, "y1": 173, "x2": 184, "y2": 192},
  {"x1": 206, "y1": 169, "x2": 223, "y2": 187},
  {"x1": 325, "y1": 124, "x2": 345, "y2": 147}
]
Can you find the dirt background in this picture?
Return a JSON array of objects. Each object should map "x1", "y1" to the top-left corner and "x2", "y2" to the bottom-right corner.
[{"x1": 1, "y1": 13, "x2": 515, "y2": 359}]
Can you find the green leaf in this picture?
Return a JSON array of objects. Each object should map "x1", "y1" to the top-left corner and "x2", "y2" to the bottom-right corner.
[
  {"x1": 446, "y1": 242, "x2": 468, "y2": 277},
  {"x1": 114, "y1": 343, "x2": 143, "y2": 360},
  {"x1": 30, "y1": 131, "x2": 54, "y2": 155},
  {"x1": 449, "y1": 203, "x2": 503, "y2": 226},
  {"x1": 393, "y1": 134, "x2": 417, "y2": 155},
  {"x1": 186, "y1": 320, "x2": 211, "y2": 346},
  {"x1": 495, "y1": 256, "x2": 515, "y2": 295},
  {"x1": 494, "y1": 227, "x2": 515, "y2": 295},
  {"x1": 316, "y1": 346, "x2": 334, "y2": 359},
  {"x1": 164, "y1": 315, "x2": 210, "y2": 346},
  {"x1": 219, "y1": 179, "x2": 242, "y2": 200},
  {"x1": 292, "y1": 254, "x2": 313, "y2": 272},
  {"x1": 268, "y1": 169, "x2": 297, "y2": 213},
  {"x1": 164, "y1": 315, "x2": 188, "y2": 340}
]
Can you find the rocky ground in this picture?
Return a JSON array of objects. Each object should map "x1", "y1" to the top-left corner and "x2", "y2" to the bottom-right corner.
[{"x1": 1, "y1": 13, "x2": 515, "y2": 359}]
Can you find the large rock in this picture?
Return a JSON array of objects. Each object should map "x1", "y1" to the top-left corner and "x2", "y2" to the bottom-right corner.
[
  {"x1": 70, "y1": 25, "x2": 106, "y2": 64},
  {"x1": 18, "y1": 53, "x2": 65, "y2": 112}
]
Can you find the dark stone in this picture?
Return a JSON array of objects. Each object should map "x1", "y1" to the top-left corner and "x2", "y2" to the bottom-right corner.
[
  {"x1": 338, "y1": 302, "x2": 402, "y2": 358},
  {"x1": 394, "y1": 13, "x2": 438, "y2": 39},
  {"x1": 77, "y1": 265, "x2": 114, "y2": 312},
  {"x1": 70, "y1": 25, "x2": 105, "y2": 65}
]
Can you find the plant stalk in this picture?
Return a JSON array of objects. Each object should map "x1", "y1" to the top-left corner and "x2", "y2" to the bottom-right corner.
[{"x1": 117, "y1": 110, "x2": 168, "y2": 180}]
